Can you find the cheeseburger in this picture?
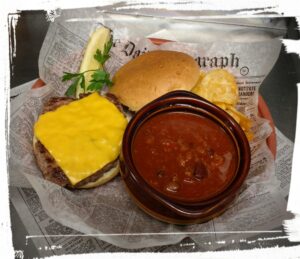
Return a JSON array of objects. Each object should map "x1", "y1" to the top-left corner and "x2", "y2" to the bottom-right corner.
[
  {"x1": 110, "y1": 50, "x2": 200, "y2": 111},
  {"x1": 33, "y1": 92, "x2": 128, "y2": 188}
]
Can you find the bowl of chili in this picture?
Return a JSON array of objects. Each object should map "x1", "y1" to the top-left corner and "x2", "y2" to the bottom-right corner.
[{"x1": 120, "y1": 90, "x2": 250, "y2": 224}]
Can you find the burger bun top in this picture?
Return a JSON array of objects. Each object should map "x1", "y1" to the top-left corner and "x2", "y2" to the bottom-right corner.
[{"x1": 110, "y1": 50, "x2": 200, "y2": 111}]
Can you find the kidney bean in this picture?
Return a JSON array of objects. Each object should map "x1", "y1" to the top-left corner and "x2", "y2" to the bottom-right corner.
[
  {"x1": 207, "y1": 148, "x2": 215, "y2": 158},
  {"x1": 193, "y1": 161, "x2": 208, "y2": 180}
]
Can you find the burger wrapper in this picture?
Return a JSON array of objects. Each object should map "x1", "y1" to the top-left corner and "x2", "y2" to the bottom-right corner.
[{"x1": 9, "y1": 9, "x2": 292, "y2": 249}]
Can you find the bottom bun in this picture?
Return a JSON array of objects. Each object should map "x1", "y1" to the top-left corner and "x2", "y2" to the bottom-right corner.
[{"x1": 79, "y1": 165, "x2": 119, "y2": 189}]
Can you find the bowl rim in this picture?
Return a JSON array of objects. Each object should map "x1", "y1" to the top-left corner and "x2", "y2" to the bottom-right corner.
[{"x1": 121, "y1": 90, "x2": 251, "y2": 209}]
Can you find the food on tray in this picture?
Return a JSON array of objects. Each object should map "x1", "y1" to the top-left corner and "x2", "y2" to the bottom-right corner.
[
  {"x1": 225, "y1": 105, "x2": 253, "y2": 140},
  {"x1": 109, "y1": 48, "x2": 252, "y2": 139},
  {"x1": 76, "y1": 27, "x2": 112, "y2": 97},
  {"x1": 37, "y1": 29, "x2": 252, "y2": 191},
  {"x1": 121, "y1": 90, "x2": 251, "y2": 224},
  {"x1": 33, "y1": 27, "x2": 123, "y2": 189},
  {"x1": 192, "y1": 69, "x2": 239, "y2": 105},
  {"x1": 63, "y1": 27, "x2": 113, "y2": 98},
  {"x1": 109, "y1": 50, "x2": 200, "y2": 111},
  {"x1": 192, "y1": 69, "x2": 253, "y2": 140},
  {"x1": 132, "y1": 111, "x2": 238, "y2": 201},
  {"x1": 33, "y1": 92, "x2": 128, "y2": 188}
]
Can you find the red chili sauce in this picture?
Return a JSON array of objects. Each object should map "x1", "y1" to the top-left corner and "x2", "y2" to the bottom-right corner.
[{"x1": 132, "y1": 112, "x2": 238, "y2": 202}]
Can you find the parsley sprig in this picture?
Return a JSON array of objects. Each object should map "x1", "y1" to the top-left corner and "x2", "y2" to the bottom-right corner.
[{"x1": 62, "y1": 36, "x2": 113, "y2": 97}]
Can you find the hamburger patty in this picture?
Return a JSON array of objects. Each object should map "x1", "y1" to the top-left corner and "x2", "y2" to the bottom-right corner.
[{"x1": 33, "y1": 93, "x2": 123, "y2": 188}]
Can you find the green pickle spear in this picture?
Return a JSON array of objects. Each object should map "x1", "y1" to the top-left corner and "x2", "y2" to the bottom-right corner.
[{"x1": 75, "y1": 27, "x2": 111, "y2": 98}]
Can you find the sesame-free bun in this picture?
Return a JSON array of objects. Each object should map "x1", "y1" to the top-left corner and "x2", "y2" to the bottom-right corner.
[{"x1": 110, "y1": 50, "x2": 200, "y2": 111}]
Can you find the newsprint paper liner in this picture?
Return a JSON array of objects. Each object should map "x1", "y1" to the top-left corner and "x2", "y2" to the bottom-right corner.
[{"x1": 9, "y1": 9, "x2": 290, "y2": 249}]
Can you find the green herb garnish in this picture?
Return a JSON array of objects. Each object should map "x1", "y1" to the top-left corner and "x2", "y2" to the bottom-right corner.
[{"x1": 63, "y1": 36, "x2": 113, "y2": 97}]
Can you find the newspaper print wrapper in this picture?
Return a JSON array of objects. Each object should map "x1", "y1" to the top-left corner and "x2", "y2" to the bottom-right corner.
[{"x1": 9, "y1": 10, "x2": 290, "y2": 249}]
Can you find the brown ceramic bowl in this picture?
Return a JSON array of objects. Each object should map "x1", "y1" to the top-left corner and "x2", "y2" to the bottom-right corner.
[{"x1": 120, "y1": 90, "x2": 250, "y2": 224}]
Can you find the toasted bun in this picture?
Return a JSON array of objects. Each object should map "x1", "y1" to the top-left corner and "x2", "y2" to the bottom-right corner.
[
  {"x1": 33, "y1": 136, "x2": 119, "y2": 189},
  {"x1": 78, "y1": 165, "x2": 119, "y2": 189},
  {"x1": 110, "y1": 50, "x2": 200, "y2": 111}
]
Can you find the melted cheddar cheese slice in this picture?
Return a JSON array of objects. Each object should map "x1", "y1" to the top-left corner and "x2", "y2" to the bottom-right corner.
[{"x1": 34, "y1": 93, "x2": 128, "y2": 185}]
